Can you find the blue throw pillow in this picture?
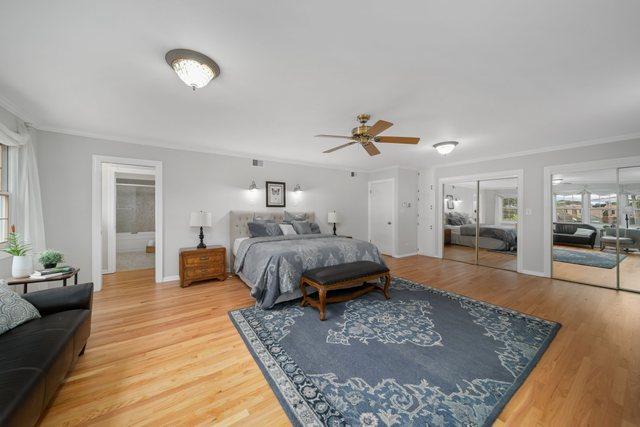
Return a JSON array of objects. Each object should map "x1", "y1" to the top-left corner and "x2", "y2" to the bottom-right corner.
[
  {"x1": 309, "y1": 222, "x2": 321, "y2": 234},
  {"x1": 292, "y1": 220, "x2": 313, "y2": 235},
  {"x1": 248, "y1": 222, "x2": 282, "y2": 237}
]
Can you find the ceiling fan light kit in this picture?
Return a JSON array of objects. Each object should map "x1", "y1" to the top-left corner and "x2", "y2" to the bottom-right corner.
[
  {"x1": 165, "y1": 49, "x2": 220, "y2": 90},
  {"x1": 315, "y1": 114, "x2": 420, "y2": 157},
  {"x1": 433, "y1": 141, "x2": 459, "y2": 155}
]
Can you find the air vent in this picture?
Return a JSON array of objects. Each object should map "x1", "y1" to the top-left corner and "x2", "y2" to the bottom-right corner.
[{"x1": 252, "y1": 159, "x2": 264, "y2": 167}]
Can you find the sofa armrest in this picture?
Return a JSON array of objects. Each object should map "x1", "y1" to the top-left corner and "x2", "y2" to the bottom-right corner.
[{"x1": 22, "y1": 283, "x2": 93, "y2": 316}]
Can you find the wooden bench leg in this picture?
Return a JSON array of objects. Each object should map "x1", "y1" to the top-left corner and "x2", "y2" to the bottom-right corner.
[
  {"x1": 319, "y1": 289, "x2": 327, "y2": 321},
  {"x1": 382, "y1": 273, "x2": 391, "y2": 299},
  {"x1": 300, "y1": 278, "x2": 309, "y2": 307}
]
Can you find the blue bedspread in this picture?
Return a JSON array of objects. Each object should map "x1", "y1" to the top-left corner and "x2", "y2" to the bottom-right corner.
[{"x1": 234, "y1": 234, "x2": 385, "y2": 309}]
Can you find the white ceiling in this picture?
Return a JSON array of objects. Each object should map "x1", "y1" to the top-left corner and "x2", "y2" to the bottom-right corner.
[{"x1": 1, "y1": 1, "x2": 639, "y2": 171}]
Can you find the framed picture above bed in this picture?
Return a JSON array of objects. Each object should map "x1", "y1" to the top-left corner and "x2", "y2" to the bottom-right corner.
[{"x1": 265, "y1": 181, "x2": 286, "y2": 207}]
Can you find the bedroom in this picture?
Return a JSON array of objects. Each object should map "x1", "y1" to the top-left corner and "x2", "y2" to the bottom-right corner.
[{"x1": 0, "y1": 1, "x2": 639, "y2": 426}]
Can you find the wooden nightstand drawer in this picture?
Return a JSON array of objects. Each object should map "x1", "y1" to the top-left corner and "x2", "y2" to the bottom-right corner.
[
  {"x1": 179, "y1": 246, "x2": 226, "y2": 287},
  {"x1": 184, "y1": 252, "x2": 223, "y2": 267},
  {"x1": 184, "y1": 266, "x2": 223, "y2": 280}
]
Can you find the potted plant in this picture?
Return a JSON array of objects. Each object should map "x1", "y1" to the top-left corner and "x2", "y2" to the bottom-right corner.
[
  {"x1": 2, "y1": 226, "x2": 32, "y2": 278},
  {"x1": 39, "y1": 249, "x2": 64, "y2": 269}
]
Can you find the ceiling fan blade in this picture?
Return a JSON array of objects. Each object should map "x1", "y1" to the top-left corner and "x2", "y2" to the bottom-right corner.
[
  {"x1": 315, "y1": 134, "x2": 353, "y2": 139},
  {"x1": 374, "y1": 136, "x2": 420, "y2": 144},
  {"x1": 367, "y1": 120, "x2": 393, "y2": 137},
  {"x1": 323, "y1": 141, "x2": 358, "y2": 153},
  {"x1": 361, "y1": 141, "x2": 381, "y2": 156}
]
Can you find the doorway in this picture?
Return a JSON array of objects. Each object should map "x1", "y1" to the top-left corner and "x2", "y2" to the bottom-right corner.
[
  {"x1": 92, "y1": 156, "x2": 163, "y2": 291},
  {"x1": 369, "y1": 179, "x2": 395, "y2": 256},
  {"x1": 107, "y1": 167, "x2": 156, "y2": 273}
]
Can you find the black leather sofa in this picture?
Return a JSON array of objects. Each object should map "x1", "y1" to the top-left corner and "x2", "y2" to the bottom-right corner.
[
  {"x1": 0, "y1": 283, "x2": 93, "y2": 426},
  {"x1": 553, "y1": 222, "x2": 597, "y2": 248}
]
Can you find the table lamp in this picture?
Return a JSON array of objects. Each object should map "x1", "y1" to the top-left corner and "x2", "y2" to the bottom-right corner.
[
  {"x1": 328, "y1": 211, "x2": 338, "y2": 236},
  {"x1": 190, "y1": 211, "x2": 212, "y2": 249}
]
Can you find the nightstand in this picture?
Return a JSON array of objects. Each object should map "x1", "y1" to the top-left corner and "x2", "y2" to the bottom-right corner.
[{"x1": 179, "y1": 246, "x2": 226, "y2": 287}]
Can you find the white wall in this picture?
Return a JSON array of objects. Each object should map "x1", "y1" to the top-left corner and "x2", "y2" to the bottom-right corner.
[
  {"x1": 420, "y1": 138, "x2": 640, "y2": 275},
  {"x1": 369, "y1": 167, "x2": 418, "y2": 257},
  {"x1": 35, "y1": 130, "x2": 370, "y2": 283}
]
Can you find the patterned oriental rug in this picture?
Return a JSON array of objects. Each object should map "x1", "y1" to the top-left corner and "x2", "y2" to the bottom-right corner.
[{"x1": 229, "y1": 277, "x2": 560, "y2": 426}]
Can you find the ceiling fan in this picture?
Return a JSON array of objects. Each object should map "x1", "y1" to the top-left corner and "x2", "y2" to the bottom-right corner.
[{"x1": 315, "y1": 114, "x2": 420, "y2": 156}]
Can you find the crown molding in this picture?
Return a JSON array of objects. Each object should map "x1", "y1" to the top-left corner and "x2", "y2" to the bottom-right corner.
[
  {"x1": 432, "y1": 132, "x2": 640, "y2": 169},
  {"x1": 35, "y1": 125, "x2": 372, "y2": 174},
  {"x1": 0, "y1": 94, "x2": 33, "y2": 124}
]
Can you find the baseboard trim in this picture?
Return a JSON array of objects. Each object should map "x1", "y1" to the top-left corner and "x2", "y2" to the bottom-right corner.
[
  {"x1": 418, "y1": 251, "x2": 439, "y2": 258},
  {"x1": 520, "y1": 269, "x2": 548, "y2": 278},
  {"x1": 162, "y1": 275, "x2": 180, "y2": 283},
  {"x1": 393, "y1": 252, "x2": 419, "y2": 258}
]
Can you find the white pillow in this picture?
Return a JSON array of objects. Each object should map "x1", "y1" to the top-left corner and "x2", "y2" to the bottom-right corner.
[
  {"x1": 574, "y1": 227, "x2": 594, "y2": 236},
  {"x1": 279, "y1": 223, "x2": 297, "y2": 235}
]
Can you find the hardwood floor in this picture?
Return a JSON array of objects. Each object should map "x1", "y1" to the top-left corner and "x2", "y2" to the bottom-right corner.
[
  {"x1": 444, "y1": 243, "x2": 518, "y2": 271},
  {"x1": 41, "y1": 256, "x2": 640, "y2": 426},
  {"x1": 553, "y1": 244, "x2": 640, "y2": 291}
]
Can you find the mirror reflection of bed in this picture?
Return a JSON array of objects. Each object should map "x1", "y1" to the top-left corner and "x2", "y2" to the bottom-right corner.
[{"x1": 443, "y1": 178, "x2": 518, "y2": 272}]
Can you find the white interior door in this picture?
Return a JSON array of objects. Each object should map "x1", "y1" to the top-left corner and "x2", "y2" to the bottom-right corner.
[{"x1": 370, "y1": 180, "x2": 394, "y2": 255}]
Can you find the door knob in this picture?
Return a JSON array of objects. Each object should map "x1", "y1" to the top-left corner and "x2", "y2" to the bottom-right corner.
[{"x1": 387, "y1": 222, "x2": 392, "y2": 225}]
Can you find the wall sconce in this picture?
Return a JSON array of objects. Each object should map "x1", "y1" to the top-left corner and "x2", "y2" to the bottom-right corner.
[
  {"x1": 249, "y1": 180, "x2": 257, "y2": 192},
  {"x1": 293, "y1": 184, "x2": 302, "y2": 193},
  {"x1": 445, "y1": 195, "x2": 454, "y2": 210}
]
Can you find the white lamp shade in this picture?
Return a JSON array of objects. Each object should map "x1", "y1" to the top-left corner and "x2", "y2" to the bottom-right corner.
[
  {"x1": 327, "y1": 211, "x2": 337, "y2": 224},
  {"x1": 189, "y1": 211, "x2": 212, "y2": 227}
]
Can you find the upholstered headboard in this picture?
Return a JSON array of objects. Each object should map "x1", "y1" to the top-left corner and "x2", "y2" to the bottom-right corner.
[{"x1": 229, "y1": 211, "x2": 316, "y2": 243}]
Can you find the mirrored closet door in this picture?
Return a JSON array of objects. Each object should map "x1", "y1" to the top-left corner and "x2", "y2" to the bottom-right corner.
[
  {"x1": 551, "y1": 166, "x2": 640, "y2": 292},
  {"x1": 477, "y1": 178, "x2": 518, "y2": 271},
  {"x1": 442, "y1": 182, "x2": 478, "y2": 265},
  {"x1": 443, "y1": 177, "x2": 519, "y2": 272},
  {"x1": 618, "y1": 166, "x2": 640, "y2": 292}
]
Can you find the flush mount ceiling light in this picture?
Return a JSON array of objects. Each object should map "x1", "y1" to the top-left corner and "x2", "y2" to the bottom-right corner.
[
  {"x1": 433, "y1": 141, "x2": 459, "y2": 155},
  {"x1": 165, "y1": 49, "x2": 220, "y2": 90}
]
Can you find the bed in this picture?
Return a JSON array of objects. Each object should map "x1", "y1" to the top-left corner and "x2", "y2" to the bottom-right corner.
[
  {"x1": 230, "y1": 211, "x2": 385, "y2": 308},
  {"x1": 445, "y1": 223, "x2": 517, "y2": 251}
]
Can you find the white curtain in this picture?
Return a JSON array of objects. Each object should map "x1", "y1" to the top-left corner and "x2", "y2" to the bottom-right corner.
[{"x1": 0, "y1": 121, "x2": 46, "y2": 253}]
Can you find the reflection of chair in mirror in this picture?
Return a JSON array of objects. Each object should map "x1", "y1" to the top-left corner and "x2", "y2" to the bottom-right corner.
[{"x1": 600, "y1": 228, "x2": 640, "y2": 251}]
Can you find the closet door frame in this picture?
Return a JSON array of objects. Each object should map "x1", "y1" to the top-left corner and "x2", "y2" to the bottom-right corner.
[{"x1": 437, "y1": 169, "x2": 524, "y2": 273}]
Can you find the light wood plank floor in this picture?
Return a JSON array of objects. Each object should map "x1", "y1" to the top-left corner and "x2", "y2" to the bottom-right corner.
[
  {"x1": 40, "y1": 256, "x2": 640, "y2": 426},
  {"x1": 444, "y1": 244, "x2": 517, "y2": 271},
  {"x1": 553, "y1": 244, "x2": 640, "y2": 291}
]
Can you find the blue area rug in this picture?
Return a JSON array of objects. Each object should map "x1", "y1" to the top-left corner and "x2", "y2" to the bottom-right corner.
[
  {"x1": 553, "y1": 248, "x2": 626, "y2": 269},
  {"x1": 229, "y1": 277, "x2": 560, "y2": 426}
]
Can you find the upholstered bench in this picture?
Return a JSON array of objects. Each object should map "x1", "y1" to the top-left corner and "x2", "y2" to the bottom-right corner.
[{"x1": 300, "y1": 261, "x2": 391, "y2": 320}]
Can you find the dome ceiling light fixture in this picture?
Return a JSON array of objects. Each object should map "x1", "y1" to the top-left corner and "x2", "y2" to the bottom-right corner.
[
  {"x1": 165, "y1": 49, "x2": 220, "y2": 90},
  {"x1": 433, "y1": 141, "x2": 459, "y2": 155}
]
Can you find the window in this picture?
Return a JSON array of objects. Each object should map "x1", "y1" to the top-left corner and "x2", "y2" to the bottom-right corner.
[
  {"x1": 555, "y1": 193, "x2": 582, "y2": 222},
  {"x1": 501, "y1": 197, "x2": 518, "y2": 222},
  {"x1": 0, "y1": 145, "x2": 8, "y2": 243},
  {"x1": 589, "y1": 193, "x2": 616, "y2": 225}
]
